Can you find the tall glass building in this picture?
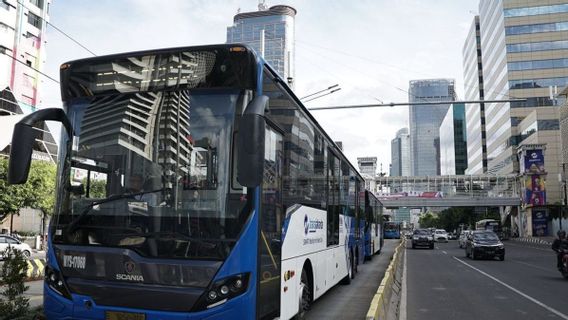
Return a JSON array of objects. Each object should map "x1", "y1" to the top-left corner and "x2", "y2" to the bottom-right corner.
[
  {"x1": 476, "y1": 0, "x2": 567, "y2": 203},
  {"x1": 408, "y1": 79, "x2": 457, "y2": 176},
  {"x1": 440, "y1": 103, "x2": 468, "y2": 175},
  {"x1": 390, "y1": 128, "x2": 411, "y2": 176},
  {"x1": 226, "y1": 5, "x2": 296, "y2": 84},
  {"x1": 462, "y1": 16, "x2": 487, "y2": 174}
]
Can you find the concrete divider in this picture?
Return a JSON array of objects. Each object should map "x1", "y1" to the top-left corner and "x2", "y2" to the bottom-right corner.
[
  {"x1": 366, "y1": 240, "x2": 405, "y2": 320},
  {"x1": 26, "y1": 258, "x2": 46, "y2": 280}
]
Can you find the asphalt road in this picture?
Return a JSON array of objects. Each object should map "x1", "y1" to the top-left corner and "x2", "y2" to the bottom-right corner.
[
  {"x1": 305, "y1": 239, "x2": 399, "y2": 320},
  {"x1": 405, "y1": 240, "x2": 568, "y2": 320}
]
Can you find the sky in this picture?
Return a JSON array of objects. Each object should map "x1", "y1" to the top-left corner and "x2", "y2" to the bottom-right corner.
[{"x1": 39, "y1": 0, "x2": 480, "y2": 174}]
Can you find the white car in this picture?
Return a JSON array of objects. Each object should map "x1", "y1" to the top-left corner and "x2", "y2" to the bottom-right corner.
[
  {"x1": 0, "y1": 235, "x2": 32, "y2": 259},
  {"x1": 433, "y1": 229, "x2": 448, "y2": 242}
]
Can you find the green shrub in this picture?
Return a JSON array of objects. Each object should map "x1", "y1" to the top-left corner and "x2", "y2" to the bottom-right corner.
[{"x1": 0, "y1": 247, "x2": 30, "y2": 319}]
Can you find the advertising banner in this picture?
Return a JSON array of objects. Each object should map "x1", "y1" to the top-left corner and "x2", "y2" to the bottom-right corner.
[
  {"x1": 522, "y1": 149, "x2": 545, "y2": 174},
  {"x1": 524, "y1": 175, "x2": 546, "y2": 206},
  {"x1": 532, "y1": 208, "x2": 549, "y2": 237}
]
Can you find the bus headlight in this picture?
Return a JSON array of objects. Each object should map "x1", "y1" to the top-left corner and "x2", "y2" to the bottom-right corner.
[
  {"x1": 193, "y1": 273, "x2": 250, "y2": 311},
  {"x1": 45, "y1": 265, "x2": 72, "y2": 300}
]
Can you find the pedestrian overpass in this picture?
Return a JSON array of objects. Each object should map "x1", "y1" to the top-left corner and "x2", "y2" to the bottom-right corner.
[{"x1": 374, "y1": 174, "x2": 520, "y2": 208}]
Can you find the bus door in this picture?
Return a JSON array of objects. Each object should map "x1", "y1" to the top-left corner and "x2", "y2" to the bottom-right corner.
[{"x1": 258, "y1": 123, "x2": 283, "y2": 319}]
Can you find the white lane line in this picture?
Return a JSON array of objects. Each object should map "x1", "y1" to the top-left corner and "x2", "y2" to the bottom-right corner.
[
  {"x1": 400, "y1": 248, "x2": 407, "y2": 320},
  {"x1": 442, "y1": 251, "x2": 447, "y2": 255},
  {"x1": 453, "y1": 256, "x2": 568, "y2": 320}
]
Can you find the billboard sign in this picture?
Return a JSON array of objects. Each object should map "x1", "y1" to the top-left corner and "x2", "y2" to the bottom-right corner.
[
  {"x1": 532, "y1": 208, "x2": 549, "y2": 237},
  {"x1": 524, "y1": 174, "x2": 546, "y2": 206},
  {"x1": 522, "y1": 149, "x2": 545, "y2": 174}
]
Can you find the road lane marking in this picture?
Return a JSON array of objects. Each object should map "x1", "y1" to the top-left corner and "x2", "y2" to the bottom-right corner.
[
  {"x1": 453, "y1": 256, "x2": 568, "y2": 320},
  {"x1": 442, "y1": 251, "x2": 447, "y2": 255}
]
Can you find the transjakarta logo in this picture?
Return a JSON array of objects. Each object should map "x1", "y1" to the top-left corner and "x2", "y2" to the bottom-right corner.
[
  {"x1": 63, "y1": 255, "x2": 86, "y2": 269},
  {"x1": 531, "y1": 152, "x2": 538, "y2": 159},
  {"x1": 303, "y1": 214, "x2": 323, "y2": 235}
]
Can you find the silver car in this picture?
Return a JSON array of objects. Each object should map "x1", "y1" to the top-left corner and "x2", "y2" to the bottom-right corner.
[{"x1": 0, "y1": 235, "x2": 32, "y2": 259}]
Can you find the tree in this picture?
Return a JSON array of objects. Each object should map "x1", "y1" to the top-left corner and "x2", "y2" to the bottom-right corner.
[
  {"x1": 418, "y1": 212, "x2": 438, "y2": 228},
  {"x1": 0, "y1": 158, "x2": 57, "y2": 233},
  {"x1": 0, "y1": 247, "x2": 30, "y2": 319}
]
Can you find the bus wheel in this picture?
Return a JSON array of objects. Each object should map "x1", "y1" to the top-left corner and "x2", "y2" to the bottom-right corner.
[{"x1": 295, "y1": 269, "x2": 311, "y2": 319}]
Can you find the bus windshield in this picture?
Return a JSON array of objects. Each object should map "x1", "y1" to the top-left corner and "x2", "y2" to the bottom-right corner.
[{"x1": 52, "y1": 89, "x2": 249, "y2": 261}]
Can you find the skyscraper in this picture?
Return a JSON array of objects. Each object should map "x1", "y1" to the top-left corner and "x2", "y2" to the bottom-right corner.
[
  {"x1": 408, "y1": 79, "x2": 457, "y2": 176},
  {"x1": 440, "y1": 103, "x2": 468, "y2": 175},
  {"x1": 476, "y1": 0, "x2": 567, "y2": 203},
  {"x1": 462, "y1": 16, "x2": 487, "y2": 174},
  {"x1": 390, "y1": 128, "x2": 410, "y2": 176},
  {"x1": 0, "y1": 0, "x2": 57, "y2": 162},
  {"x1": 0, "y1": 0, "x2": 51, "y2": 112},
  {"x1": 226, "y1": 4, "x2": 296, "y2": 84}
]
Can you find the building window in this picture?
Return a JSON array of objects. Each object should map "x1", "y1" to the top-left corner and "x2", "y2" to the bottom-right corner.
[
  {"x1": 509, "y1": 77, "x2": 568, "y2": 90},
  {"x1": 27, "y1": 12, "x2": 42, "y2": 29},
  {"x1": 505, "y1": 21, "x2": 568, "y2": 36},
  {"x1": 507, "y1": 40, "x2": 568, "y2": 53},
  {"x1": 508, "y1": 58, "x2": 568, "y2": 71},
  {"x1": 504, "y1": 4, "x2": 568, "y2": 18},
  {"x1": 30, "y1": 0, "x2": 44, "y2": 8}
]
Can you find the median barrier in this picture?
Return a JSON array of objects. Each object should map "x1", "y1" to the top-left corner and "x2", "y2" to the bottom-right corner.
[{"x1": 366, "y1": 239, "x2": 405, "y2": 320}]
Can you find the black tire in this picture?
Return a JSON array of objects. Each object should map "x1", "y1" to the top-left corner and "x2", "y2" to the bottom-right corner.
[
  {"x1": 429, "y1": 244, "x2": 434, "y2": 249},
  {"x1": 295, "y1": 269, "x2": 311, "y2": 319},
  {"x1": 412, "y1": 243, "x2": 416, "y2": 249},
  {"x1": 499, "y1": 255, "x2": 505, "y2": 261},
  {"x1": 22, "y1": 250, "x2": 31, "y2": 259}
]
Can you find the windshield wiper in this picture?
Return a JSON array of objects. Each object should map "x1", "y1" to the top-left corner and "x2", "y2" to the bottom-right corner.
[{"x1": 66, "y1": 189, "x2": 164, "y2": 234}]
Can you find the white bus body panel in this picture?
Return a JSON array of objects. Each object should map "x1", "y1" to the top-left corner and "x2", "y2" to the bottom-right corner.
[{"x1": 279, "y1": 205, "x2": 349, "y2": 320}]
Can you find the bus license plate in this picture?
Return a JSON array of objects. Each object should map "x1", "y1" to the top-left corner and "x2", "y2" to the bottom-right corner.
[{"x1": 106, "y1": 311, "x2": 145, "y2": 320}]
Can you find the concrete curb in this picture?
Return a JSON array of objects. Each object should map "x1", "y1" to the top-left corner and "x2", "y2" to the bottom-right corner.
[
  {"x1": 511, "y1": 237, "x2": 552, "y2": 246},
  {"x1": 365, "y1": 240, "x2": 405, "y2": 320}
]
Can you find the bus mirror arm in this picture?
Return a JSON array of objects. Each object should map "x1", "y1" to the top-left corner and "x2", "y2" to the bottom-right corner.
[
  {"x1": 236, "y1": 95, "x2": 269, "y2": 188},
  {"x1": 8, "y1": 108, "x2": 73, "y2": 184}
]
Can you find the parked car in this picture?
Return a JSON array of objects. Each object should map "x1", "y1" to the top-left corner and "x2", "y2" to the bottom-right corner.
[
  {"x1": 433, "y1": 229, "x2": 448, "y2": 242},
  {"x1": 411, "y1": 229, "x2": 434, "y2": 249},
  {"x1": 465, "y1": 230, "x2": 505, "y2": 261},
  {"x1": 458, "y1": 230, "x2": 471, "y2": 248},
  {"x1": 0, "y1": 234, "x2": 32, "y2": 259}
]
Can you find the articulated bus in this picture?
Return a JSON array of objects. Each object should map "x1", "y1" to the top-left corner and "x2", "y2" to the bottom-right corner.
[
  {"x1": 383, "y1": 221, "x2": 401, "y2": 239},
  {"x1": 364, "y1": 192, "x2": 383, "y2": 259},
  {"x1": 8, "y1": 44, "x2": 377, "y2": 320}
]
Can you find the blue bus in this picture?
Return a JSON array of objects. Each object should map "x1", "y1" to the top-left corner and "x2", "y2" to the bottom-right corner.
[
  {"x1": 8, "y1": 44, "x2": 372, "y2": 320},
  {"x1": 384, "y1": 222, "x2": 401, "y2": 239}
]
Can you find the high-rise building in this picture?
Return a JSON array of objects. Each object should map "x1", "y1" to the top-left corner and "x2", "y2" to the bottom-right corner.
[
  {"x1": 226, "y1": 4, "x2": 296, "y2": 85},
  {"x1": 440, "y1": 103, "x2": 468, "y2": 175},
  {"x1": 473, "y1": 0, "x2": 568, "y2": 237},
  {"x1": 357, "y1": 157, "x2": 377, "y2": 177},
  {"x1": 477, "y1": 0, "x2": 567, "y2": 203},
  {"x1": 0, "y1": 0, "x2": 51, "y2": 112},
  {"x1": 0, "y1": 0, "x2": 57, "y2": 162},
  {"x1": 408, "y1": 79, "x2": 457, "y2": 176},
  {"x1": 462, "y1": 16, "x2": 488, "y2": 174},
  {"x1": 390, "y1": 128, "x2": 411, "y2": 176}
]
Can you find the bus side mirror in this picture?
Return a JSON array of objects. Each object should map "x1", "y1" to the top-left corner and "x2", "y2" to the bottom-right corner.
[
  {"x1": 237, "y1": 95, "x2": 268, "y2": 188},
  {"x1": 8, "y1": 123, "x2": 37, "y2": 184},
  {"x1": 8, "y1": 108, "x2": 73, "y2": 184}
]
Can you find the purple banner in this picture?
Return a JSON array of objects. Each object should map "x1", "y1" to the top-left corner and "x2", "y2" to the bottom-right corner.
[
  {"x1": 532, "y1": 209, "x2": 549, "y2": 237},
  {"x1": 523, "y1": 149, "x2": 545, "y2": 174}
]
